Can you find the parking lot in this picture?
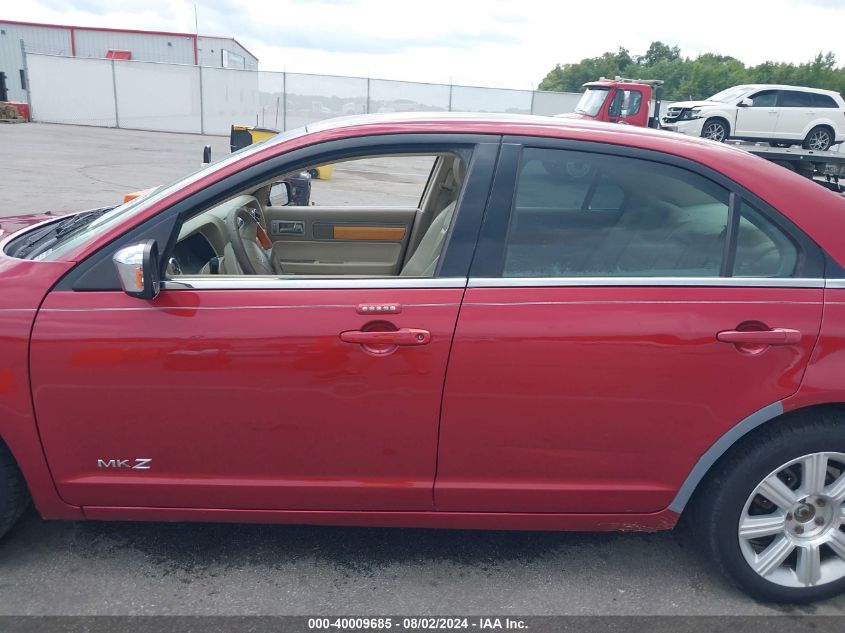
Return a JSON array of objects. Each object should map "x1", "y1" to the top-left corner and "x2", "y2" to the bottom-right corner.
[{"x1": 1, "y1": 123, "x2": 845, "y2": 616}]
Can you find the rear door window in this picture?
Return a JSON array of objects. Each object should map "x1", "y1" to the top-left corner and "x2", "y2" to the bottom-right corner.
[
  {"x1": 503, "y1": 148, "x2": 729, "y2": 277},
  {"x1": 781, "y1": 91, "x2": 814, "y2": 107},
  {"x1": 496, "y1": 147, "x2": 813, "y2": 280}
]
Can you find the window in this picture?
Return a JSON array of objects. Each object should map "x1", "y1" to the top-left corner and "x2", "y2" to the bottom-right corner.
[
  {"x1": 609, "y1": 89, "x2": 643, "y2": 117},
  {"x1": 811, "y1": 93, "x2": 839, "y2": 108},
  {"x1": 733, "y1": 202, "x2": 798, "y2": 277},
  {"x1": 750, "y1": 90, "x2": 778, "y2": 108},
  {"x1": 169, "y1": 152, "x2": 464, "y2": 278},
  {"x1": 781, "y1": 91, "x2": 814, "y2": 108},
  {"x1": 500, "y1": 148, "x2": 809, "y2": 280},
  {"x1": 503, "y1": 148, "x2": 729, "y2": 278},
  {"x1": 298, "y1": 156, "x2": 436, "y2": 207},
  {"x1": 575, "y1": 87, "x2": 609, "y2": 116}
]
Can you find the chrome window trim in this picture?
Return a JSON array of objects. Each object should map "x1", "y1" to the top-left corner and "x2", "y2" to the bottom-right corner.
[
  {"x1": 825, "y1": 279, "x2": 845, "y2": 289},
  {"x1": 161, "y1": 276, "x2": 468, "y2": 290},
  {"x1": 467, "y1": 277, "x2": 826, "y2": 289}
]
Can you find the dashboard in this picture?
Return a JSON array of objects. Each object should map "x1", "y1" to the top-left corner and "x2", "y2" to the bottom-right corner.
[
  {"x1": 173, "y1": 232, "x2": 216, "y2": 274},
  {"x1": 170, "y1": 194, "x2": 265, "y2": 275}
]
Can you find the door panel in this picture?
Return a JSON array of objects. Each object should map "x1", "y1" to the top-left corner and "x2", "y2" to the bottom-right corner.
[
  {"x1": 736, "y1": 107, "x2": 779, "y2": 137},
  {"x1": 735, "y1": 90, "x2": 780, "y2": 138},
  {"x1": 776, "y1": 109, "x2": 816, "y2": 140},
  {"x1": 776, "y1": 90, "x2": 817, "y2": 140},
  {"x1": 265, "y1": 205, "x2": 418, "y2": 275},
  {"x1": 435, "y1": 286, "x2": 823, "y2": 513},
  {"x1": 31, "y1": 286, "x2": 463, "y2": 510},
  {"x1": 271, "y1": 241, "x2": 403, "y2": 276}
]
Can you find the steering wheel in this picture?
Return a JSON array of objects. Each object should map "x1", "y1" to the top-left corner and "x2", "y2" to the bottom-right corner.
[{"x1": 224, "y1": 204, "x2": 275, "y2": 275}]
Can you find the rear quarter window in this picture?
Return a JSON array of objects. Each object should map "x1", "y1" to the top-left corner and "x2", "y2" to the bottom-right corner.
[{"x1": 811, "y1": 93, "x2": 839, "y2": 108}]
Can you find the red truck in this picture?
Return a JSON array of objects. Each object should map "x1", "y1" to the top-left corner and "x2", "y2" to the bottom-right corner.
[{"x1": 563, "y1": 77, "x2": 664, "y2": 128}]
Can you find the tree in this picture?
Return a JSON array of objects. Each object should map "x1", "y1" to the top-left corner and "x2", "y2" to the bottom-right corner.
[
  {"x1": 538, "y1": 47, "x2": 634, "y2": 93},
  {"x1": 639, "y1": 41, "x2": 680, "y2": 67},
  {"x1": 538, "y1": 42, "x2": 845, "y2": 101}
]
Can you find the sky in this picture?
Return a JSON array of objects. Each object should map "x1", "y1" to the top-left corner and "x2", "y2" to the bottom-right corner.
[{"x1": 6, "y1": 0, "x2": 845, "y2": 89}]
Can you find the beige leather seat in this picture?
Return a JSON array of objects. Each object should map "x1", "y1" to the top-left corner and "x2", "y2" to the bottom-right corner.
[{"x1": 401, "y1": 158, "x2": 465, "y2": 276}]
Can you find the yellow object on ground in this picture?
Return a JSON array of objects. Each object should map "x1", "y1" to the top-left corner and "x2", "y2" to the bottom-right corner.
[
  {"x1": 248, "y1": 128, "x2": 278, "y2": 143},
  {"x1": 313, "y1": 164, "x2": 334, "y2": 180},
  {"x1": 230, "y1": 124, "x2": 333, "y2": 178}
]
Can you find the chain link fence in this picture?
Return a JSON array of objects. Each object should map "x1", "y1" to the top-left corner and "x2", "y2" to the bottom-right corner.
[{"x1": 23, "y1": 53, "x2": 582, "y2": 136}]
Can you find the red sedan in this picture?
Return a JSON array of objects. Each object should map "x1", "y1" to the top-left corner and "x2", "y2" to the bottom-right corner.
[{"x1": 2, "y1": 113, "x2": 845, "y2": 603}]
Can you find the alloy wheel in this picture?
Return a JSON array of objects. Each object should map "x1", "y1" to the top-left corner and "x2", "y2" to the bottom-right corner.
[
  {"x1": 702, "y1": 122, "x2": 726, "y2": 142},
  {"x1": 807, "y1": 129, "x2": 832, "y2": 151},
  {"x1": 738, "y1": 452, "x2": 845, "y2": 588}
]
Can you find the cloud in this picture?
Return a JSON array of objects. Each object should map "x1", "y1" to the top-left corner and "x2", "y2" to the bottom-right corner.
[
  {"x1": 36, "y1": 0, "x2": 178, "y2": 16},
  {"x1": 236, "y1": 25, "x2": 519, "y2": 54},
  {"x1": 796, "y1": 0, "x2": 843, "y2": 7}
]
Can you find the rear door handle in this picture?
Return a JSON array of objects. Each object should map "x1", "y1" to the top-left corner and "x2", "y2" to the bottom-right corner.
[
  {"x1": 717, "y1": 328, "x2": 802, "y2": 345},
  {"x1": 340, "y1": 328, "x2": 431, "y2": 346}
]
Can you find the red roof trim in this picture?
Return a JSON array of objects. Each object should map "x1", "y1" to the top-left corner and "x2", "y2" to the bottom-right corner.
[
  {"x1": 0, "y1": 19, "x2": 258, "y2": 61},
  {"x1": 0, "y1": 19, "x2": 196, "y2": 38}
]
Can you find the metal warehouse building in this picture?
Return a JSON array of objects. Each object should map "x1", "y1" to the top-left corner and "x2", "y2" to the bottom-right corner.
[{"x1": 0, "y1": 20, "x2": 258, "y2": 103}]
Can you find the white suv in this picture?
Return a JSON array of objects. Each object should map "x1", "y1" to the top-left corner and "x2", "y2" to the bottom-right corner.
[{"x1": 662, "y1": 84, "x2": 845, "y2": 150}]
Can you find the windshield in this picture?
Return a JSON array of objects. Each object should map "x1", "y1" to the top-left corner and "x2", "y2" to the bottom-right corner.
[
  {"x1": 707, "y1": 86, "x2": 751, "y2": 103},
  {"x1": 575, "y1": 87, "x2": 610, "y2": 116},
  {"x1": 32, "y1": 127, "x2": 309, "y2": 262}
]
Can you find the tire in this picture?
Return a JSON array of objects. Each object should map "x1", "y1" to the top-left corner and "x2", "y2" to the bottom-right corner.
[
  {"x1": 803, "y1": 126, "x2": 833, "y2": 151},
  {"x1": 0, "y1": 442, "x2": 28, "y2": 541},
  {"x1": 690, "y1": 410, "x2": 845, "y2": 602},
  {"x1": 701, "y1": 119, "x2": 729, "y2": 143}
]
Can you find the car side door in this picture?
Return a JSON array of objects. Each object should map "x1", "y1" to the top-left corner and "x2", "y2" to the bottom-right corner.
[
  {"x1": 434, "y1": 138, "x2": 824, "y2": 514},
  {"x1": 29, "y1": 135, "x2": 499, "y2": 512},
  {"x1": 776, "y1": 90, "x2": 817, "y2": 141},
  {"x1": 735, "y1": 90, "x2": 780, "y2": 138}
]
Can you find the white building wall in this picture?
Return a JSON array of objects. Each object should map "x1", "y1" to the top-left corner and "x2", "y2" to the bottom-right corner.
[
  {"x1": 0, "y1": 22, "x2": 259, "y2": 103},
  {"x1": 73, "y1": 29, "x2": 195, "y2": 64},
  {"x1": 0, "y1": 23, "x2": 72, "y2": 102},
  {"x1": 197, "y1": 37, "x2": 258, "y2": 70}
]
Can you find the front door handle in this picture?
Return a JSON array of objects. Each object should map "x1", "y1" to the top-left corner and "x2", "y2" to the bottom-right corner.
[
  {"x1": 340, "y1": 328, "x2": 431, "y2": 346},
  {"x1": 717, "y1": 328, "x2": 802, "y2": 345}
]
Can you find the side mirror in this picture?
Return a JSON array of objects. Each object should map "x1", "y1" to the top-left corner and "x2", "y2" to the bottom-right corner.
[
  {"x1": 737, "y1": 98, "x2": 753, "y2": 108},
  {"x1": 268, "y1": 181, "x2": 291, "y2": 206},
  {"x1": 269, "y1": 172, "x2": 312, "y2": 206},
  {"x1": 113, "y1": 240, "x2": 161, "y2": 299}
]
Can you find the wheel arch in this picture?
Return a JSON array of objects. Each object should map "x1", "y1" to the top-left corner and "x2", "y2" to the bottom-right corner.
[
  {"x1": 669, "y1": 401, "x2": 845, "y2": 514},
  {"x1": 804, "y1": 122, "x2": 836, "y2": 143},
  {"x1": 0, "y1": 428, "x2": 82, "y2": 520},
  {"x1": 704, "y1": 115, "x2": 731, "y2": 133}
]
